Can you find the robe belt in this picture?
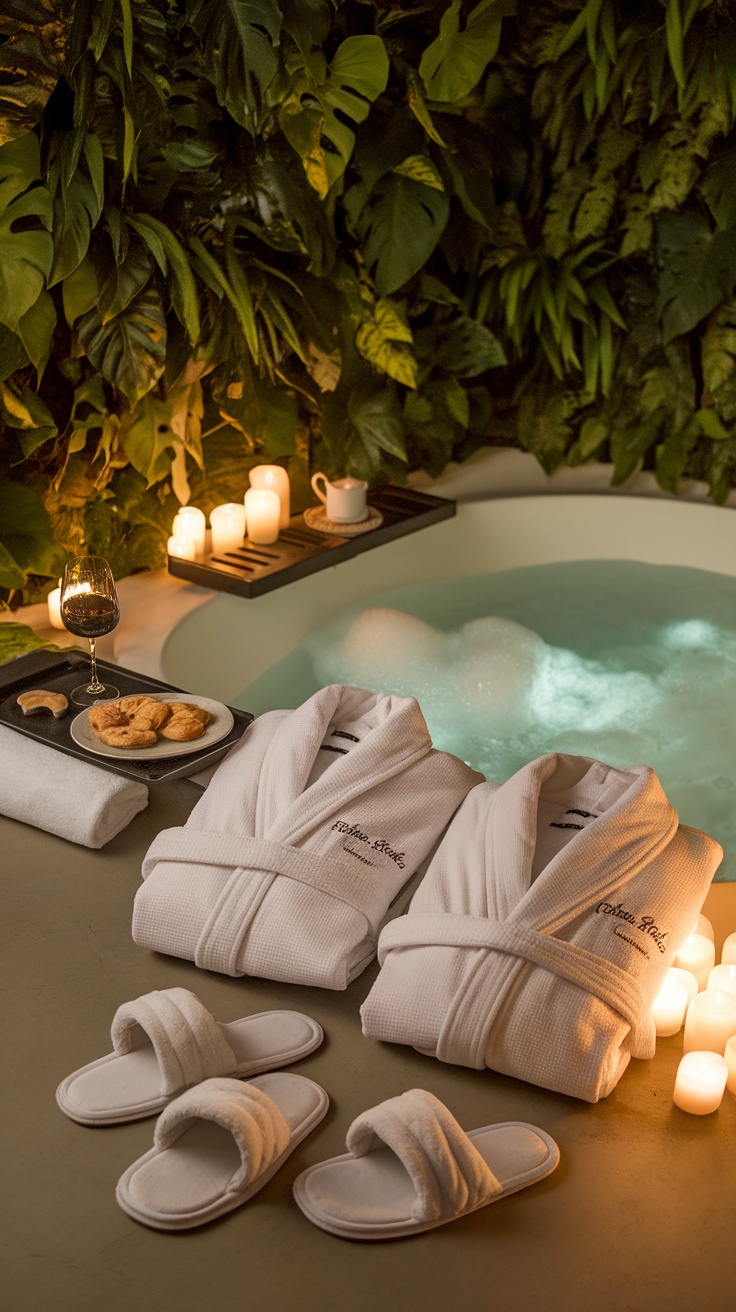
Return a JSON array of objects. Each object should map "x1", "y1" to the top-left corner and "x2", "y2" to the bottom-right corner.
[
  {"x1": 143, "y1": 828, "x2": 391, "y2": 975},
  {"x1": 378, "y1": 913, "x2": 648, "y2": 1037}
]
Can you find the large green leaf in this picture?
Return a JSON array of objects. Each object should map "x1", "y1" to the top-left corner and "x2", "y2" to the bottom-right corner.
[
  {"x1": 188, "y1": 0, "x2": 282, "y2": 134},
  {"x1": 0, "y1": 0, "x2": 69, "y2": 148},
  {"x1": 48, "y1": 136, "x2": 104, "y2": 286},
  {"x1": 17, "y1": 289, "x2": 56, "y2": 377},
  {"x1": 0, "y1": 477, "x2": 64, "y2": 577},
  {"x1": 419, "y1": 0, "x2": 508, "y2": 103},
  {"x1": 432, "y1": 313, "x2": 506, "y2": 375},
  {"x1": 77, "y1": 285, "x2": 167, "y2": 405},
  {"x1": 657, "y1": 212, "x2": 736, "y2": 344},
  {"x1": 354, "y1": 298, "x2": 417, "y2": 388},
  {"x1": 0, "y1": 133, "x2": 53, "y2": 330},
  {"x1": 0, "y1": 379, "x2": 57, "y2": 456},
  {"x1": 357, "y1": 173, "x2": 450, "y2": 296},
  {"x1": 121, "y1": 393, "x2": 178, "y2": 488},
  {"x1": 129, "y1": 214, "x2": 201, "y2": 346}
]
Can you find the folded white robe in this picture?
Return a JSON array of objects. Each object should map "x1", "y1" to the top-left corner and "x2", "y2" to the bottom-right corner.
[
  {"x1": 361, "y1": 754, "x2": 723, "y2": 1102},
  {"x1": 133, "y1": 685, "x2": 482, "y2": 989}
]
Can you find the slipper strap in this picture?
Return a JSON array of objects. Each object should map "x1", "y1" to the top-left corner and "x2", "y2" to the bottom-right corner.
[
  {"x1": 346, "y1": 1088, "x2": 502, "y2": 1224},
  {"x1": 154, "y1": 1077, "x2": 291, "y2": 1191},
  {"x1": 110, "y1": 988, "x2": 236, "y2": 1097}
]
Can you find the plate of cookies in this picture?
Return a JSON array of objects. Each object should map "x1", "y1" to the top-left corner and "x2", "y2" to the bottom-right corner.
[{"x1": 70, "y1": 691, "x2": 235, "y2": 760}]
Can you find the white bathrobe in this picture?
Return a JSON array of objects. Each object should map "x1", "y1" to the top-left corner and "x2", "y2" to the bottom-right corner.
[
  {"x1": 361, "y1": 754, "x2": 723, "y2": 1101},
  {"x1": 133, "y1": 686, "x2": 482, "y2": 990}
]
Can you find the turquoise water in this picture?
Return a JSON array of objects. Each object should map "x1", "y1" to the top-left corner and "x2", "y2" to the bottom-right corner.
[{"x1": 234, "y1": 560, "x2": 736, "y2": 882}]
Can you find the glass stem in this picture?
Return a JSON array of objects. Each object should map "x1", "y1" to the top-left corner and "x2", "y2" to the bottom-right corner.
[{"x1": 87, "y1": 637, "x2": 104, "y2": 694}]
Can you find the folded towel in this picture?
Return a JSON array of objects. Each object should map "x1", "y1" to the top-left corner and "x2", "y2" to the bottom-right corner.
[
  {"x1": 0, "y1": 724, "x2": 148, "y2": 848},
  {"x1": 133, "y1": 685, "x2": 482, "y2": 989},
  {"x1": 361, "y1": 754, "x2": 723, "y2": 1102}
]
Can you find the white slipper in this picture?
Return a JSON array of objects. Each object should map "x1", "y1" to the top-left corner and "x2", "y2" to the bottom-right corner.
[
  {"x1": 116, "y1": 1073, "x2": 329, "y2": 1231},
  {"x1": 56, "y1": 987, "x2": 323, "y2": 1125},
  {"x1": 293, "y1": 1088, "x2": 559, "y2": 1240}
]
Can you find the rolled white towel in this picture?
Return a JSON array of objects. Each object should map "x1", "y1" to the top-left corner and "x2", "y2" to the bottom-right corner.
[{"x1": 0, "y1": 724, "x2": 148, "y2": 847}]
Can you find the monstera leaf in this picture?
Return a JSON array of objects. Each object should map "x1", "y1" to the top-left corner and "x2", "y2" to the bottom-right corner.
[
  {"x1": 0, "y1": 133, "x2": 53, "y2": 330},
  {"x1": 188, "y1": 0, "x2": 282, "y2": 134},
  {"x1": 419, "y1": 0, "x2": 511, "y2": 103},
  {"x1": 77, "y1": 284, "x2": 167, "y2": 405},
  {"x1": 356, "y1": 172, "x2": 450, "y2": 296},
  {"x1": 0, "y1": 0, "x2": 69, "y2": 147}
]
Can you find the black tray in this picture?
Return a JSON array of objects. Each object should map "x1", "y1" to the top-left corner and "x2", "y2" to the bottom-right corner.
[{"x1": 0, "y1": 650, "x2": 253, "y2": 783}]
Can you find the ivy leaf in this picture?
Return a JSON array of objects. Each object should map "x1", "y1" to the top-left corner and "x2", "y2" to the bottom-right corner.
[
  {"x1": 0, "y1": 134, "x2": 53, "y2": 331},
  {"x1": 77, "y1": 284, "x2": 167, "y2": 405},
  {"x1": 419, "y1": 0, "x2": 506, "y2": 104},
  {"x1": 355, "y1": 298, "x2": 417, "y2": 389},
  {"x1": 357, "y1": 174, "x2": 450, "y2": 296},
  {"x1": 188, "y1": 0, "x2": 282, "y2": 134},
  {"x1": 432, "y1": 313, "x2": 506, "y2": 375}
]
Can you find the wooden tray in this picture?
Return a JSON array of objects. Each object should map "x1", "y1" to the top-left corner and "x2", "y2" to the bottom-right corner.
[
  {"x1": 0, "y1": 650, "x2": 253, "y2": 783},
  {"x1": 167, "y1": 486, "x2": 455, "y2": 599}
]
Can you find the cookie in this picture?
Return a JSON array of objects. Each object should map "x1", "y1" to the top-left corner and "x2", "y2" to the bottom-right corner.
[
  {"x1": 88, "y1": 702, "x2": 129, "y2": 732},
  {"x1": 98, "y1": 725, "x2": 158, "y2": 749},
  {"x1": 17, "y1": 690, "x2": 69, "y2": 719},
  {"x1": 130, "y1": 701, "x2": 171, "y2": 732},
  {"x1": 159, "y1": 713, "x2": 205, "y2": 742},
  {"x1": 165, "y1": 701, "x2": 211, "y2": 726}
]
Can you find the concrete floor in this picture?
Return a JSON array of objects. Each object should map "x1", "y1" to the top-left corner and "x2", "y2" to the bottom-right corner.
[{"x1": 3, "y1": 782, "x2": 736, "y2": 1312}]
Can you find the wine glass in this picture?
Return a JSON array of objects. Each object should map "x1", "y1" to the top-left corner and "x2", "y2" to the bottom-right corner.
[{"x1": 61, "y1": 556, "x2": 121, "y2": 706}]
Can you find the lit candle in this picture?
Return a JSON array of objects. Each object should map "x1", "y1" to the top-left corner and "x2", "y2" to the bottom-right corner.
[
  {"x1": 683, "y1": 988, "x2": 736, "y2": 1055},
  {"x1": 725, "y1": 1035, "x2": 736, "y2": 1096},
  {"x1": 210, "y1": 502, "x2": 246, "y2": 555},
  {"x1": 172, "y1": 506, "x2": 206, "y2": 557},
  {"x1": 673, "y1": 1051, "x2": 728, "y2": 1115},
  {"x1": 673, "y1": 933, "x2": 716, "y2": 990},
  {"x1": 722, "y1": 932, "x2": 736, "y2": 966},
  {"x1": 652, "y1": 971, "x2": 690, "y2": 1037},
  {"x1": 47, "y1": 579, "x2": 64, "y2": 630},
  {"x1": 692, "y1": 913, "x2": 714, "y2": 942},
  {"x1": 669, "y1": 966, "x2": 699, "y2": 1006},
  {"x1": 167, "y1": 533, "x2": 196, "y2": 561},
  {"x1": 245, "y1": 488, "x2": 280, "y2": 545},
  {"x1": 249, "y1": 465, "x2": 290, "y2": 529},
  {"x1": 708, "y1": 964, "x2": 736, "y2": 999}
]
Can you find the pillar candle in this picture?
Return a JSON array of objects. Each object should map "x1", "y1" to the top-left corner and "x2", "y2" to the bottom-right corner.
[
  {"x1": 725, "y1": 1034, "x2": 736, "y2": 1096},
  {"x1": 673, "y1": 933, "x2": 716, "y2": 990},
  {"x1": 167, "y1": 533, "x2": 196, "y2": 561},
  {"x1": 249, "y1": 464, "x2": 290, "y2": 529},
  {"x1": 172, "y1": 506, "x2": 206, "y2": 557},
  {"x1": 652, "y1": 971, "x2": 690, "y2": 1037},
  {"x1": 707, "y1": 964, "x2": 736, "y2": 999},
  {"x1": 683, "y1": 988, "x2": 736, "y2": 1055},
  {"x1": 722, "y1": 932, "x2": 736, "y2": 966},
  {"x1": 673, "y1": 1051, "x2": 728, "y2": 1115},
  {"x1": 692, "y1": 913, "x2": 714, "y2": 943},
  {"x1": 210, "y1": 503, "x2": 246, "y2": 555},
  {"x1": 669, "y1": 967, "x2": 699, "y2": 1007},
  {"x1": 47, "y1": 580, "x2": 64, "y2": 630},
  {"x1": 245, "y1": 488, "x2": 280, "y2": 545}
]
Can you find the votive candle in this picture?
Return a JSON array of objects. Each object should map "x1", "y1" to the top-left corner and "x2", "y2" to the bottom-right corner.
[
  {"x1": 652, "y1": 971, "x2": 690, "y2": 1037},
  {"x1": 210, "y1": 503, "x2": 246, "y2": 555},
  {"x1": 692, "y1": 913, "x2": 714, "y2": 943},
  {"x1": 725, "y1": 1034, "x2": 736, "y2": 1096},
  {"x1": 707, "y1": 964, "x2": 736, "y2": 999},
  {"x1": 722, "y1": 931, "x2": 736, "y2": 966},
  {"x1": 673, "y1": 1050, "x2": 728, "y2": 1115},
  {"x1": 47, "y1": 580, "x2": 64, "y2": 630},
  {"x1": 249, "y1": 465, "x2": 290, "y2": 529},
  {"x1": 245, "y1": 488, "x2": 280, "y2": 545},
  {"x1": 673, "y1": 933, "x2": 716, "y2": 990},
  {"x1": 683, "y1": 988, "x2": 736, "y2": 1055},
  {"x1": 172, "y1": 506, "x2": 206, "y2": 557},
  {"x1": 669, "y1": 967, "x2": 699, "y2": 1007},
  {"x1": 167, "y1": 533, "x2": 196, "y2": 561}
]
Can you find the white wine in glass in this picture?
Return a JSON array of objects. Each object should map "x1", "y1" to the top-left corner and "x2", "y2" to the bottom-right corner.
[{"x1": 61, "y1": 556, "x2": 120, "y2": 706}]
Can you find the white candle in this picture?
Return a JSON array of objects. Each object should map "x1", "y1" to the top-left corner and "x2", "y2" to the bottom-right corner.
[
  {"x1": 210, "y1": 503, "x2": 246, "y2": 555},
  {"x1": 249, "y1": 465, "x2": 290, "y2": 529},
  {"x1": 47, "y1": 580, "x2": 64, "y2": 630},
  {"x1": 669, "y1": 966, "x2": 699, "y2": 1006},
  {"x1": 725, "y1": 1035, "x2": 736, "y2": 1096},
  {"x1": 673, "y1": 1050, "x2": 728, "y2": 1115},
  {"x1": 683, "y1": 988, "x2": 736, "y2": 1054},
  {"x1": 692, "y1": 913, "x2": 714, "y2": 942},
  {"x1": 673, "y1": 933, "x2": 716, "y2": 990},
  {"x1": 172, "y1": 506, "x2": 206, "y2": 557},
  {"x1": 245, "y1": 488, "x2": 280, "y2": 545},
  {"x1": 167, "y1": 533, "x2": 196, "y2": 561},
  {"x1": 652, "y1": 971, "x2": 690, "y2": 1037},
  {"x1": 708, "y1": 964, "x2": 736, "y2": 999},
  {"x1": 722, "y1": 931, "x2": 736, "y2": 966}
]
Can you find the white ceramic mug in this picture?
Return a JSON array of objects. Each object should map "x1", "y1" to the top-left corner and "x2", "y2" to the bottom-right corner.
[{"x1": 311, "y1": 472, "x2": 368, "y2": 523}]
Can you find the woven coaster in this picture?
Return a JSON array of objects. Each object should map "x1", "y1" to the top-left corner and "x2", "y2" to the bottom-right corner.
[{"x1": 304, "y1": 504, "x2": 384, "y2": 537}]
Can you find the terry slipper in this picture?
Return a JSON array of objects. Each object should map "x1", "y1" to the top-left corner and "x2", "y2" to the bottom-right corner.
[
  {"x1": 292, "y1": 1088, "x2": 559, "y2": 1241},
  {"x1": 56, "y1": 987, "x2": 323, "y2": 1126},
  {"x1": 116, "y1": 1073, "x2": 329, "y2": 1231}
]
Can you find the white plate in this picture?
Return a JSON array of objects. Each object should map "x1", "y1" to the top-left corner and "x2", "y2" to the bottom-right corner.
[{"x1": 70, "y1": 692, "x2": 235, "y2": 761}]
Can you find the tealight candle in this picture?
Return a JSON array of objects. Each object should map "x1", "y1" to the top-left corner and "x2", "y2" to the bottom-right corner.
[
  {"x1": 47, "y1": 579, "x2": 64, "y2": 629},
  {"x1": 249, "y1": 464, "x2": 290, "y2": 529},
  {"x1": 167, "y1": 533, "x2": 196, "y2": 561},
  {"x1": 673, "y1": 1050, "x2": 728, "y2": 1115},
  {"x1": 722, "y1": 932, "x2": 736, "y2": 966},
  {"x1": 692, "y1": 913, "x2": 714, "y2": 943},
  {"x1": 172, "y1": 506, "x2": 206, "y2": 557},
  {"x1": 708, "y1": 964, "x2": 736, "y2": 999},
  {"x1": 245, "y1": 488, "x2": 280, "y2": 545},
  {"x1": 210, "y1": 503, "x2": 246, "y2": 555},
  {"x1": 673, "y1": 933, "x2": 716, "y2": 990},
  {"x1": 652, "y1": 971, "x2": 690, "y2": 1037},
  {"x1": 683, "y1": 988, "x2": 736, "y2": 1054},
  {"x1": 725, "y1": 1035, "x2": 736, "y2": 1096}
]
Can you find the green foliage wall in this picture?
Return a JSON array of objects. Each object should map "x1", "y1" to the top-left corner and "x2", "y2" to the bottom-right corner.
[{"x1": 2, "y1": 0, "x2": 736, "y2": 605}]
